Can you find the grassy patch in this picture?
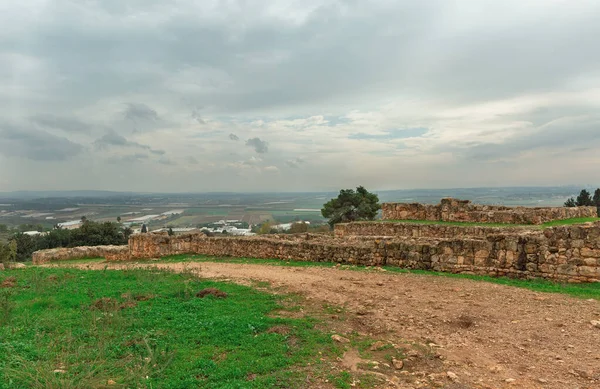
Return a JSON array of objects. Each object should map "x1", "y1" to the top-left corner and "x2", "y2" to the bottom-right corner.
[
  {"x1": 135, "y1": 255, "x2": 600, "y2": 300},
  {"x1": 374, "y1": 217, "x2": 600, "y2": 228},
  {"x1": 0, "y1": 267, "x2": 339, "y2": 388},
  {"x1": 541, "y1": 217, "x2": 600, "y2": 227}
]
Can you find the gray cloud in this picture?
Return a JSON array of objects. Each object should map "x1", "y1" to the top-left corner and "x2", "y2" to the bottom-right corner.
[
  {"x1": 106, "y1": 153, "x2": 149, "y2": 164},
  {"x1": 285, "y1": 157, "x2": 305, "y2": 168},
  {"x1": 245, "y1": 137, "x2": 269, "y2": 153},
  {"x1": 2, "y1": 1, "x2": 600, "y2": 191},
  {"x1": 191, "y1": 108, "x2": 205, "y2": 124},
  {"x1": 157, "y1": 157, "x2": 176, "y2": 166},
  {"x1": 0, "y1": 125, "x2": 83, "y2": 161},
  {"x1": 93, "y1": 131, "x2": 165, "y2": 156},
  {"x1": 30, "y1": 114, "x2": 90, "y2": 133},
  {"x1": 124, "y1": 103, "x2": 159, "y2": 122},
  {"x1": 94, "y1": 131, "x2": 150, "y2": 150},
  {"x1": 184, "y1": 156, "x2": 199, "y2": 164}
]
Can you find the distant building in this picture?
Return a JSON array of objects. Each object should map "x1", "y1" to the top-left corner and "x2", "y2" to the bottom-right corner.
[
  {"x1": 273, "y1": 221, "x2": 310, "y2": 231},
  {"x1": 23, "y1": 231, "x2": 44, "y2": 236},
  {"x1": 57, "y1": 220, "x2": 82, "y2": 230},
  {"x1": 161, "y1": 210, "x2": 184, "y2": 216}
]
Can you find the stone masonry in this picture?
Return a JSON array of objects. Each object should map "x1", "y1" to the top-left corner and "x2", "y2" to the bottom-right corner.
[
  {"x1": 32, "y1": 222, "x2": 600, "y2": 283},
  {"x1": 382, "y1": 198, "x2": 597, "y2": 225},
  {"x1": 30, "y1": 198, "x2": 600, "y2": 283}
]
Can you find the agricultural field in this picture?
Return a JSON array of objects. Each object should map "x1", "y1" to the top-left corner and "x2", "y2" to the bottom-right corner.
[{"x1": 0, "y1": 186, "x2": 590, "y2": 233}]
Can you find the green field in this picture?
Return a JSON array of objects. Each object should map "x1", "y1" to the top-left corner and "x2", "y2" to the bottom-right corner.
[{"x1": 0, "y1": 268, "x2": 341, "y2": 388}]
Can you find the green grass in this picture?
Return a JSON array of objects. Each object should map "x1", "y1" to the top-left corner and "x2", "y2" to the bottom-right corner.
[
  {"x1": 374, "y1": 217, "x2": 600, "y2": 229},
  {"x1": 133, "y1": 255, "x2": 600, "y2": 300},
  {"x1": 0, "y1": 267, "x2": 340, "y2": 389},
  {"x1": 541, "y1": 217, "x2": 600, "y2": 227}
]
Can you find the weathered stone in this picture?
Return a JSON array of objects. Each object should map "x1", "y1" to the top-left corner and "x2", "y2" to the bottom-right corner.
[
  {"x1": 381, "y1": 198, "x2": 596, "y2": 225},
  {"x1": 32, "y1": 245, "x2": 129, "y2": 264},
  {"x1": 331, "y1": 334, "x2": 350, "y2": 343},
  {"x1": 31, "y1": 214, "x2": 600, "y2": 283}
]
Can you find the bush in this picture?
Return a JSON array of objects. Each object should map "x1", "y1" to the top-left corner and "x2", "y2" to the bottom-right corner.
[{"x1": 11, "y1": 221, "x2": 128, "y2": 261}]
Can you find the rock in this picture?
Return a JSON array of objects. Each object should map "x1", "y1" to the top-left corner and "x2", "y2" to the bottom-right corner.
[
  {"x1": 447, "y1": 371, "x2": 459, "y2": 382},
  {"x1": 107, "y1": 380, "x2": 116, "y2": 385},
  {"x1": 370, "y1": 341, "x2": 387, "y2": 351},
  {"x1": 392, "y1": 358, "x2": 404, "y2": 370},
  {"x1": 538, "y1": 378, "x2": 548, "y2": 384},
  {"x1": 331, "y1": 335, "x2": 350, "y2": 344},
  {"x1": 10, "y1": 263, "x2": 26, "y2": 269},
  {"x1": 0, "y1": 263, "x2": 4, "y2": 271},
  {"x1": 53, "y1": 369, "x2": 66, "y2": 374},
  {"x1": 591, "y1": 320, "x2": 600, "y2": 329},
  {"x1": 505, "y1": 378, "x2": 516, "y2": 383}
]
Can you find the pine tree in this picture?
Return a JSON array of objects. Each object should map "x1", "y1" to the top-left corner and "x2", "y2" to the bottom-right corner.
[
  {"x1": 593, "y1": 188, "x2": 600, "y2": 207},
  {"x1": 141, "y1": 224, "x2": 147, "y2": 233},
  {"x1": 576, "y1": 189, "x2": 593, "y2": 206},
  {"x1": 564, "y1": 197, "x2": 576, "y2": 207}
]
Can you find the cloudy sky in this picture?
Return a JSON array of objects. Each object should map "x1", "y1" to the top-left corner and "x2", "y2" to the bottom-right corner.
[{"x1": 1, "y1": 0, "x2": 599, "y2": 192}]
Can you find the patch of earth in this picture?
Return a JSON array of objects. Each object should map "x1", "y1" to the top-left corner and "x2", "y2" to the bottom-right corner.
[{"x1": 46, "y1": 261, "x2": 600, "y2": 389}]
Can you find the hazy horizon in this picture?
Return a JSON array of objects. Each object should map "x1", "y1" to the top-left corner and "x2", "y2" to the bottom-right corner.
[{"x1": 2, "y1": 1, "x2": 600, "y2": 192}]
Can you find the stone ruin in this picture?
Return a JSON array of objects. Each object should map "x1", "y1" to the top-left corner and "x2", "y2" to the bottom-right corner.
[
  {"x1": 32, "y1": 199, "x2": 600, "y2": 283},
  {"x1": 382, "y1": 198, "x2": 597, "y2": 225}
]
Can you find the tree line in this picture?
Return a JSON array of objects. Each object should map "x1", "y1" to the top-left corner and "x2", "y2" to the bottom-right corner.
[
  {"x1": 9, "y1": 221, "x2": 131, "y2": 262},
  {"x1": 564, "y1": 189, "x2": 600, "y2": 207}
]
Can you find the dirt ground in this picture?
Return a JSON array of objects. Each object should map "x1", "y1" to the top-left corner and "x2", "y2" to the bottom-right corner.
[{"x1": 48, "y1": 261, "x2": 600, "y2": 389}]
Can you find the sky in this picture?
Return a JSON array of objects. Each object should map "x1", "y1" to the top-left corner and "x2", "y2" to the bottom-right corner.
[{"x1": 1, "y1": 0, "x2": 599, "y2": 192}]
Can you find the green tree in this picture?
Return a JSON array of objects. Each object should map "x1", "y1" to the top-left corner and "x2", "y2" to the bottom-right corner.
[
  {"x1": 257, "y1": 222, "x2": 275, "y2": 235},
  {"x1": 0, "y1": 224, "x2": 8, "y2": 233},
  {"x1": 564, "y1": 197, "x2": 576, "y2": 207},
  {"x1": 168, "y1": 227, "x2": 174, "y2": 236},
  {"x1": 141, "y1": 224, "x2": 148, "y2": 233},
  {"x1": 576, "y1": 189, "x2": 593, "y2": 206},
  {"x1": 593, "y1": 188, "x2": 600, "y2": 207},
  {"x1": 321, "y1": 186, "x2": 381, "y2": 227},
  {"x1": 289, "y1": 222, "x2": 309, "y2": 234},
  {"x1": 117, "y1": 216, "x2": 122, "y2": 223},
  {"x1": 81, "y1": 216, "x2": 88, "y2": 223},
  {"x1": 0, "y1": 240, "x2": 17, "y2": 267}
]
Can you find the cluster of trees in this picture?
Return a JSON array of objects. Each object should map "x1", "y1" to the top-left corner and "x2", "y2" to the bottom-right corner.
[
  {"x1": 564, "y1": 189, "x2": 600, "y2": 207},
  {"x1": 11, "y1": 221, "x2": 131, "y2": 261}
]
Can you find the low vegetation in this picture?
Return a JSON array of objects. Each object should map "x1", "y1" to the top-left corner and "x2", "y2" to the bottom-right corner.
[
  {"x1": 0, "y1": 267, "x2": 340, "y2": 388},
  {"x1": 10, "y1": 221, "x2": 130, "y2": 262}
]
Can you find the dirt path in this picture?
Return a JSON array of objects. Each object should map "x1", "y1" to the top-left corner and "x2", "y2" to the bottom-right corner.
[{"x1": 51, "y1": 261, "x2": 600, "y2": 389}]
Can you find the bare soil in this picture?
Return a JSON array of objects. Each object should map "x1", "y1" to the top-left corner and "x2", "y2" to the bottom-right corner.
[{"x1": 48, "y1": 261, "x2": 600, "y2": 389}]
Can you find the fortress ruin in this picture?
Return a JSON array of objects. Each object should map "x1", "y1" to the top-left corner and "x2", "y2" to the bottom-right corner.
[{"x1": 33, "y1": 199, "x2": 600, "y2": 283}]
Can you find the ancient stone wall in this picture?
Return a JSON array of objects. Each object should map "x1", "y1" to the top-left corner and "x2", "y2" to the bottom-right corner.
[
  {"x1": 382, "y1": 198, "x2": 597, "y2": 225},
  {"x1": 31, "y1": 223, "x2": 600, "y2": 282},
  {"x1": 32, "y1": 245, "x2": 129, "y2": 265},
  {"x1": 334, "y1": 222, "x2": 529, "y2": 239}
]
